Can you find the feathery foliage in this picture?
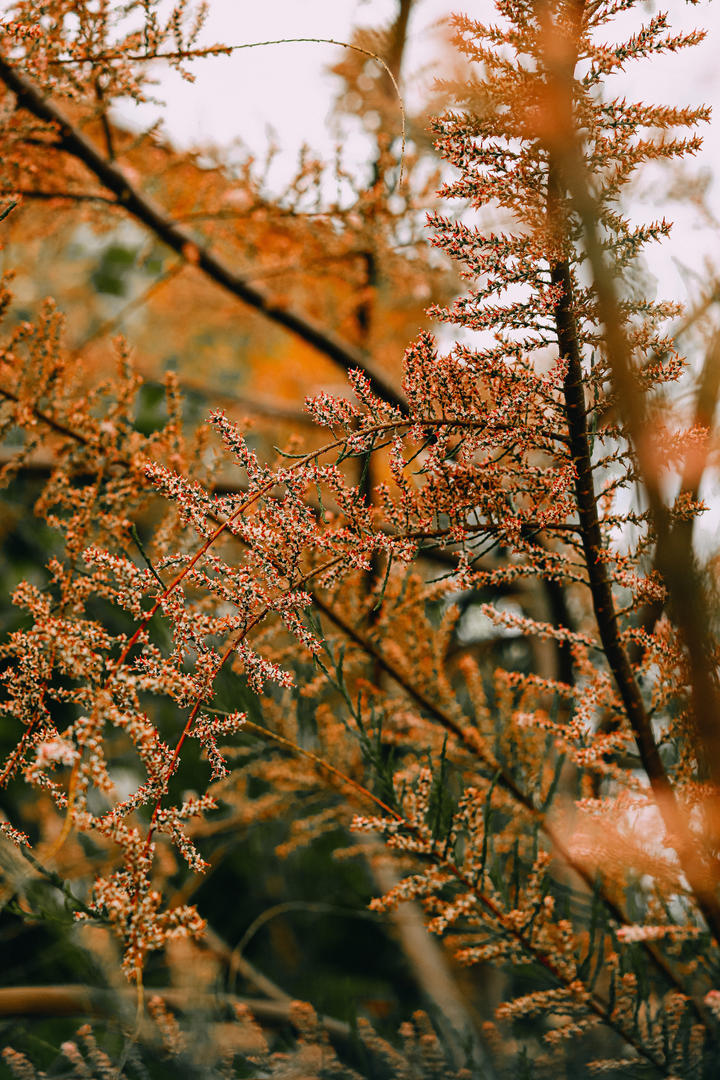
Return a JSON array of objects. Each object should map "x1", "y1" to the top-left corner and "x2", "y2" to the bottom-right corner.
[{"x1": 1, "y1": 0, "x2": 719, "y2": 1077}]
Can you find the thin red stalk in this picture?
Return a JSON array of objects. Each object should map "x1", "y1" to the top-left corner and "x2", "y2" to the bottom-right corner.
[
  {"x1": 141, "y1": 554, "x2": 343, "y2": 836},
  {"x1": 107, "y1": 439, "x2": 352, "y2": 673},
  {"x1": 128, "y1": 553, "x2": 348, "y2": 980}
]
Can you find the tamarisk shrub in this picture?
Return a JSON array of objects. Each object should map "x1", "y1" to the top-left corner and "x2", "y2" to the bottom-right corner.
[{"x1": 1, "y1": 0, "x2": 720, "y2": 1076}]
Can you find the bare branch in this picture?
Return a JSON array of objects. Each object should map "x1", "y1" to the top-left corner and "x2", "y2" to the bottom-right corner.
[{"x1": 0, "y1": 53, "x2": 407, "y2": 413}]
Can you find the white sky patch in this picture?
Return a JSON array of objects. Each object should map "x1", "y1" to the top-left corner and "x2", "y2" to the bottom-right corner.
[
  {"x1": 116, "y1": 0, "x2": 459, "y2": 192},
  {"x1": 102, "y1": 0, "x2": 719, "y2": 312}
]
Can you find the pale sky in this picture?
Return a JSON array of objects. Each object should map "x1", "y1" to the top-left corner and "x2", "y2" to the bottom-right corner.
[
  {"x1": 143, "y1": 1, "x2": 718, "y2": 152},
  {"x1": 142, "y1": 1, "x2": 460, "y2": 163},
  {"x1": 136, "y1": 0, "x2": 720, "y2": 297}
]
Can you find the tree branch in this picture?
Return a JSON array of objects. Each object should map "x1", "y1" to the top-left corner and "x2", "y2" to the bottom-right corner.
[
  {"x1": 0, "y1": 54, "x2": 407, "y2": 413},
  {"x1": 0, "y1": 984, "x2": 352, "y2": 1040}
]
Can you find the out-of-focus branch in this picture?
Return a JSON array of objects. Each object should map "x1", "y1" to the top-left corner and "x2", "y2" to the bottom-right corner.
[
  {"x1": 633, "y1": 328, "x2": 720, "y2": 650},
  {"x1": 360, "y1": 834, "x2": 496, "y2": 1076},
  {"x1": 0, "y1": 54, "x2": 407, "y2": 414},
  {"x1": 0, "y1": 187, "x2": 117, "y2": 204},
  {"x1": 555, "y1": 116, "x2": 720, "y2": 795},
  {"x1": 0, "y1": 984, "x2": 352, "y2": 1039},
  {"x1": 542, "y1": 0, "x2": 720, "y2": 941},
  {"x1": 596, "y1": 282, "x2": 720, "y2": 431}
]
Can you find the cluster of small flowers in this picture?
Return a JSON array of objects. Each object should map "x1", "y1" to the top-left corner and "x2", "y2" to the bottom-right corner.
[
  {"x1": 366, "y1": 864, "x2": 455, "y2": 913},
  {"x1": 192, "y1": 710, "x2": 246, "y2": 780},
  {"x1": 34, "y1": 737, "x2": 78, "y2": 768},
  {"x1": 59, "y1": 1026, "x2": 116, "y2": 1080},
  {"x1": 84, "y1": 872, "x2": 206, "y2": 979},
  {"x1": 427, "y1": 889, "x2": 481, "y2": 936},
  {"x1": 2, "y1": 1048, "x2": 39, "y2": 1080},
  {"x1": 495, "y1": 982, "x2": 589, "y2": 1023},
  {"x1": 0, "y1": 21, "x2": 43, "y2": 38},
  {"x1": 346, "y1": 368, "x2": 405, "y2": 425},
  {"x1": 144, "y1": 462, "x2": 215, "y2": 537},
  {"x1": 153, "y1": 794, "x2": 219, "y2": 872},
  {"x1": 209, "y1": 408, "x2": 275, "y2": 485},
  {"x1": 478, "y1": 605, "x2": 597, "y2": 649},
  {"x1": 704, "y1": 989, "x2": 720, "y2": 1020},
  {"x1": 82, "y1": 547, "x2": 159, "y2": 618},
  {"x1": 234, "y1": 639, "x2": 295, "y2": 695},
  {"x1": 0, "y1": 819, "x2": 31, "y2": 847},
  {"x1": 617, "y1": 924, "x2": 701, "y2": 944},
  {"x1": 304, "y1": 388, "x2": 361, "y2": 431},
  {"x1": 147, "y1": 996, "x2": 188, "y2": 1057}
]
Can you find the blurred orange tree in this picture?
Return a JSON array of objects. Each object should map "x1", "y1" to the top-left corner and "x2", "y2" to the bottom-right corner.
[{"x1": 1, "y1": 1, "x2": 720, "y2": 1078}]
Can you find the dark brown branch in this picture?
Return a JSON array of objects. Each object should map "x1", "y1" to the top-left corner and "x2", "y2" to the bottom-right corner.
[
  {"x1": 387, "y1": 0, "x2": 414, "y2": 82},
  {"x1": 567, "y1": 190, "x2": 720, "y2": 933},
  {"x1": 553, "y1": 254, "x2": 678, "y2": 816},
  {"x1": 0, "y1": 53, "x2": 407, "y2": 414}
]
